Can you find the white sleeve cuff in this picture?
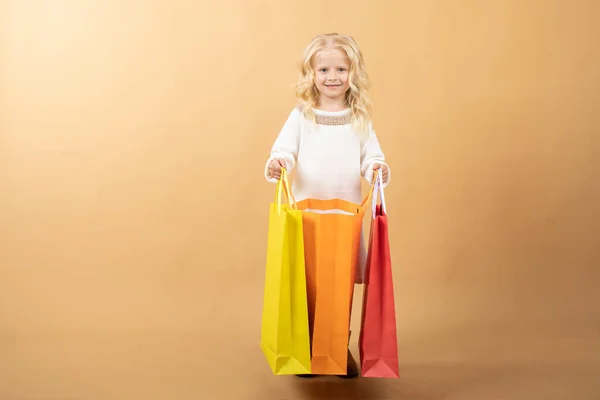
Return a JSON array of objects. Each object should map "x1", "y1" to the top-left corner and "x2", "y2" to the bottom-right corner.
[
  {"x1": 365, "y1": 161, "x2": 391, "y2": 188},
  {"x1": 264, "y1": 156, "x2": 291, "y2": 183}
]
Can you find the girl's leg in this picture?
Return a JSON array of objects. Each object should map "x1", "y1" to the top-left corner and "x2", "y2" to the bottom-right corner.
[{"x1": 337, "y1": 329, "x2": 359, "y2": 379}]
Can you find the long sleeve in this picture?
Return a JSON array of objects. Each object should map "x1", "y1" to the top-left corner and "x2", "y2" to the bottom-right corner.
[
  {"x1": 264, "y1": 108, "x2": 302, "y2": 183},
  {"x1": 360, "y1": 124, "x2": 391, "y2": 187}
]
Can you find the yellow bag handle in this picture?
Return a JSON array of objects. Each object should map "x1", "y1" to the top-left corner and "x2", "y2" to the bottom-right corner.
[{"x1": 275, "y1": 168, "x2": 297, "y2": 211}]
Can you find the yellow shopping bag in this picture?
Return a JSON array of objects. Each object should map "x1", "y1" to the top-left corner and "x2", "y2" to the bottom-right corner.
[{"x1": 260, "y1": 168, "x2": 312, "y2": 375}]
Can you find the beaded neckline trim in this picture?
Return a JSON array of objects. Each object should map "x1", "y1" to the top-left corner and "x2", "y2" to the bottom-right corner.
[{"x1": 296, "y1": 104, "x2": 352, "y2": 126}]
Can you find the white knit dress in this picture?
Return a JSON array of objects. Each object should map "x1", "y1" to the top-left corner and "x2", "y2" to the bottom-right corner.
[{"x1": 264, "y1": 105, "x2": 390, "y2": 283}]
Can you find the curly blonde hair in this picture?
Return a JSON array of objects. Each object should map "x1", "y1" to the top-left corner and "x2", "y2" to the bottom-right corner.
[{"x1": 294, "y1": 33, "x2": 373, "y2": 134}]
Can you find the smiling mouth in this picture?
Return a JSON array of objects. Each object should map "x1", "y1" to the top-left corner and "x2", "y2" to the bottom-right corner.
[{"x1": 325, "y1": 84, "x2": 341, "y2": 88}]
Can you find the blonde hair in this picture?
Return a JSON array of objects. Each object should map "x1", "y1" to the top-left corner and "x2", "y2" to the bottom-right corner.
[{"x1": 295, "y1": 33, "x2": 373, "y2": 134}]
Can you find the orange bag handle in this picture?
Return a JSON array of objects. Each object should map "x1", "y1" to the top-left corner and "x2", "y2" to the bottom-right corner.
[{"x1": 359, "y1": 169, "x2": 379, "y2": 211}]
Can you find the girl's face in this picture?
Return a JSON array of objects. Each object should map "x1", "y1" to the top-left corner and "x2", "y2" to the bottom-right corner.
[{"x1": 313, "y1": 48, "x2": 351, "y2": 106}]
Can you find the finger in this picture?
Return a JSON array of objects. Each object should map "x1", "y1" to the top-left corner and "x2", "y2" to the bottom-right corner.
[
  {"x1": 372, "y1": 164, "x2": 380, "y2": 170},
  {"x1": 278, "y1": 159, "x2": 286, "y2": 168}
]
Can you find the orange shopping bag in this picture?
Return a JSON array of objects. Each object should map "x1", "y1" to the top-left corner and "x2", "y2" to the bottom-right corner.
[{"x1": 296, "y1": 186, "x2": 374, "y2": 375}]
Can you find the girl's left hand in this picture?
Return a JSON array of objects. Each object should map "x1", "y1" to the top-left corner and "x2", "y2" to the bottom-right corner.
[{"x1": 372, "y1": 163, "x2": 389, "y2": 183}]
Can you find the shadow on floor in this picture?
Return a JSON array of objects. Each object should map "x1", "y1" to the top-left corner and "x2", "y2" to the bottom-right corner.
[{"x1": 283, "y1": 363, "x2": 599, "y2": 400}]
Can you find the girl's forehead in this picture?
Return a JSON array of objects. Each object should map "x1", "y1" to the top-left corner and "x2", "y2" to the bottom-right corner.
[{"x1": 314, "y1": 48, "x2": 350, "y2": 65}]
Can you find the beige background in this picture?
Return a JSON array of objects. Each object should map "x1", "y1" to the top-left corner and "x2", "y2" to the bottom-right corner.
[{"x1": 1, "y1": 0, "x2": 599, "y2": 399}]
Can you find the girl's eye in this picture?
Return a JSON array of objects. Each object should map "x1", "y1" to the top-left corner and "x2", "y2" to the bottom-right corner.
[{"x1": 338, "y1": 68, "x2": 346, "y2": 72}]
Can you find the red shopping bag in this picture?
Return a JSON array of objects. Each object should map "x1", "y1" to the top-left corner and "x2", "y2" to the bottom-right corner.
[{"x1": 358, "y1": 170, "x2": 400, "y2": 378}]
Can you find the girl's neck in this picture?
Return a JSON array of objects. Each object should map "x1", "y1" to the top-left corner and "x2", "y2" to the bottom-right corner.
[{"x1": 316, "y1": 96, "x2": 348, "y2": 112}]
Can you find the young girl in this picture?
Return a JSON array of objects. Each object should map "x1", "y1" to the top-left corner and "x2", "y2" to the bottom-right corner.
[{"x1": 264, "y1": 33, "x2": 390, "y2": 378}]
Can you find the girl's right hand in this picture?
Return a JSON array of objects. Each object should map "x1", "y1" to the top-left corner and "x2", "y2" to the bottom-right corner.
[{"x1": 269, "y1": 158, "x2": 286, "y2": 180}]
